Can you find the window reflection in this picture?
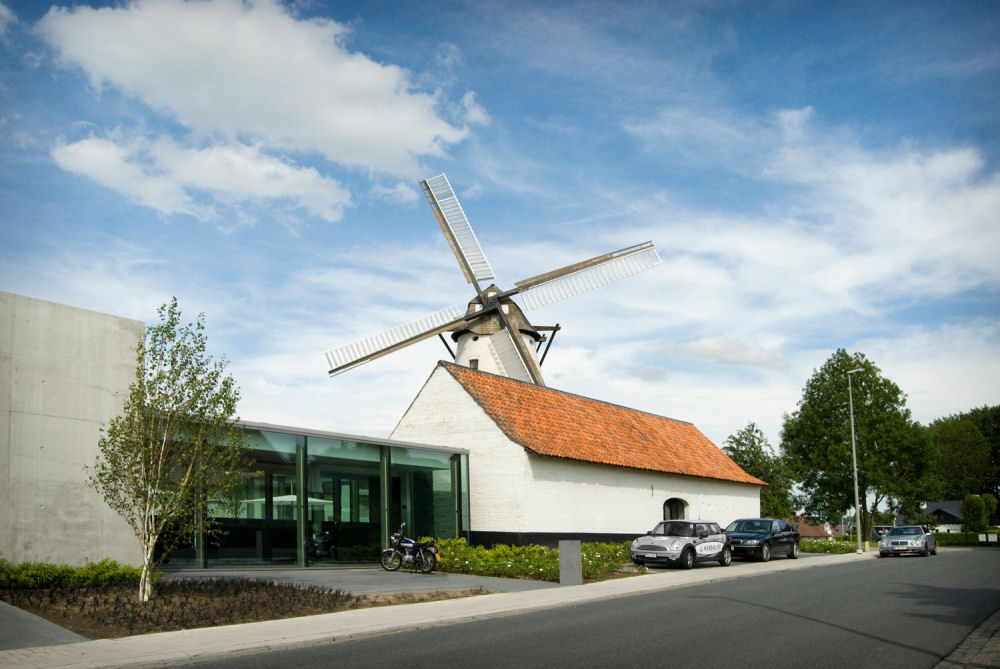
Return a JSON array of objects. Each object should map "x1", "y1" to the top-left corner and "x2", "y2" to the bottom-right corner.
[{"x1": 163, "y1": 426, "x2": 468, "y2": 568}]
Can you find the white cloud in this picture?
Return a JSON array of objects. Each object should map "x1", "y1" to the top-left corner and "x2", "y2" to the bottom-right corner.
[
  {"x1": 674, "y1": 337, "x2": 788, "y2": 369},
  {"x1": 858, "y1": 321, "x2": 1000, "y2": 425},
  {"x1": 624, "y1": 104, "x2": 758, "y2": 168},
  {"x1": 460, "y1": 91, "x2": 490, "y2": 126},
  {"x1": 52, "y1": 136, "x2": 198, "y2": 216},
  {"x1": 0, "y1": 2, "x2": 16, "y2": 40},
  {"x1": 52, "y1": 135, "x2": 351, "y2": 222},
  {"x1": 36, "y1": 0, "x2": 468, "y2": 177},
  {"x1": 371, "y1": 181, "x2": 420, "y2": 205}
]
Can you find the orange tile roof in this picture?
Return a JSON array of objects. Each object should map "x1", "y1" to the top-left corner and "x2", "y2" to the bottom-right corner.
[{"x1": 441, "y1": 362, "x2": 765, "y2": 486}]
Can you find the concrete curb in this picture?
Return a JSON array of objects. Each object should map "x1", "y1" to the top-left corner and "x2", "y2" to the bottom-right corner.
[{"x1": 0, "y1": 552, "x2": 872, "y2": 668}]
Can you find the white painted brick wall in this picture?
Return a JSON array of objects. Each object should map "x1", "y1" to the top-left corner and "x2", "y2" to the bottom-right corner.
[{"x1": 392, "y1": 366, "x2": 761, "y2": 536}]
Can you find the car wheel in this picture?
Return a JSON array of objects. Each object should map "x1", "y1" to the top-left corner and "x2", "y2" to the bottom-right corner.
[
  {"x1": 921, "y1": 544, "x2": 930, "y2": 557},
  {"x1": 632, "y1": 559, "x2": 644, "y2": 567},
  {"x1": 759, "y1": 543, "x2": 771, "y2": 562},
  {"x1": 879, "y1": 551, "x2": 888, "y2": 558},
  {"x1": 719, "y1": 546, "x2": 732, "y2": 567},
  {"x1": 788, "y1": 541, "x2": 800, "y2": 559},
  {"x1": 931, "y1": 545, "x2": 937, "y2": 555},
  {"x1": 679, "y1": 547, "x2": 695, "y2": 570}
]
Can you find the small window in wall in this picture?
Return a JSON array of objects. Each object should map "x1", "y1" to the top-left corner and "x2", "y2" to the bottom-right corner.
[
  {"x1": 469, "y1": 358, "x2": 479, "y2": 369},
  {"x1": 664, "y1": 497, "x2": 687, "y2": 520}
]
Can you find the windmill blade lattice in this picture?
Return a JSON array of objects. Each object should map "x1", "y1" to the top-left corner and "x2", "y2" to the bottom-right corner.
[
  {"x1": 422, "y1": 174, "x2": 495, "y2": 286},
  {"x1": 485, "y1": 330, "x2": 532, "y2": 383},
  {"x1": 515, "y1": 242, "x2": 663, "y2": 310},
  {"x1": 325, "y1": 305, "x2": 465, "y2": 376}
]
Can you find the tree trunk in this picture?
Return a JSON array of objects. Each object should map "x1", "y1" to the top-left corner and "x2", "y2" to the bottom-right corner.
[
  {"x1": 139, "y1": 539, "x2": 156, "y2": 602},
  {"x1": 861, "y1": 506, "x2": 874, "y2": 545}
]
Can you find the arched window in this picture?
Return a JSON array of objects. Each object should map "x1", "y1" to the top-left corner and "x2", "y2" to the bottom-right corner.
[{"x1": 664, "y1": 497, "x2": 687, "y2": 520}]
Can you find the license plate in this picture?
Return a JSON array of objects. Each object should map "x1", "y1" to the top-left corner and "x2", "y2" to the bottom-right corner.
[{"x1": 644, "y1": 553, "x2": 657, "y2": 558}]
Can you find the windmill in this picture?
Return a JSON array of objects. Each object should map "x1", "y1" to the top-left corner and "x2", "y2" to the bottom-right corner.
[{"x1": 324, "y1": 173, "x2": 662, "y2": 386}]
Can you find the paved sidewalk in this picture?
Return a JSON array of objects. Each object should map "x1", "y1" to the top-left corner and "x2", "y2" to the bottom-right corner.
[
  {"x1": 0, "y1": 601, "x2": 87, "y2": 650},
  {"x1": 0, "y1": 552, "x2": 996, "y2": 668}
]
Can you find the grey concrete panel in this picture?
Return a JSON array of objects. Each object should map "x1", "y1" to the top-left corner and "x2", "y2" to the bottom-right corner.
[
  {"x1": 559, "y1": 539, "x2": 582, "y2": 585},
  {"x1": 0, "y1": 292, "x2": 143, "y2": 565}
]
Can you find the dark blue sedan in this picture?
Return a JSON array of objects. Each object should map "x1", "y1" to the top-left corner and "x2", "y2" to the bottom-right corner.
[{"x1": 725, "y1": 518, "x2": 801, "y2": 561}]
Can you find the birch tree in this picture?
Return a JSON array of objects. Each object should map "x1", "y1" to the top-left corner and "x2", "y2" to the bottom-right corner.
[{"x1": 88, "y1": 298, "x2": 246, "y2": 601}]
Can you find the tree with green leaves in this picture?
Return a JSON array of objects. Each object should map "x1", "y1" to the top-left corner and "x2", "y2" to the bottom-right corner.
[
  {"x1": 723, "y1": 422, "x2": 796, "y2": 518},
  {"x1": 780, "y1": 349, "x2": 934, "y2": 540},
  {"x1": 983, "y1": 493, "x2": 998, "y2": 525},
  {"x1": 88, "y1": 298, "x2": 246, "y2": 601},
  {"x1": 951, "y1": 405, "x2": 1000, "y2": 518},
  {"x1": 928, "y1": 415, "x2": 990, "y2": 499},
  {"x1": 961, "y1": 494, "x2": 988, "y2": 533}
]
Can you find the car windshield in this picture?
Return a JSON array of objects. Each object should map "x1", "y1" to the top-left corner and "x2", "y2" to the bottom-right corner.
[
  {"x1": 653, "y1": 522, "x2": 695, "y2": 537},
  {"x1": 726, "y1": 520, "x2": 771, "y2": 533},
  {"x1": 888, "y1": 527, "x2": 921, "y2": 536}
]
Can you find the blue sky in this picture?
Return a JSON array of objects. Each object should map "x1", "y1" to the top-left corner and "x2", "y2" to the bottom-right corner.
[{"x1": 1, "y1": 0, "x2": 998, "y2": 449}]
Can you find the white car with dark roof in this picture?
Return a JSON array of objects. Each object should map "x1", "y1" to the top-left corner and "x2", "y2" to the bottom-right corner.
[{"x1": 630, "y1": 520, "x2": 733, "y2": 569}]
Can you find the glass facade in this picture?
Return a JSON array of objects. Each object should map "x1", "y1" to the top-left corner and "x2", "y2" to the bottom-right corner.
[{"x1": 166, "y1": 422, "x2": 469, "y2": 568}]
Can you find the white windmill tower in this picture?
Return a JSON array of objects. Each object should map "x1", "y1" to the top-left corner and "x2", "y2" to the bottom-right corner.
[{"x1": 323, "y1": 173, "x2": 662, "y2": 386}]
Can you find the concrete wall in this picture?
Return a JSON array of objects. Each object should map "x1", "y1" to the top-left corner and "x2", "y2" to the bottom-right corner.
[
  {"x1": 391, "y1": 366, "x2": 760, "y2": 539},
  {"x1": 0, "y1": 292, "x2": 143, "y2": 565}
]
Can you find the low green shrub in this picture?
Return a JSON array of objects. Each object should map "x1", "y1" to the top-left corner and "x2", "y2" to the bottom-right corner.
[
  {"x1": 581, "y1": 541, "x2": 632, "y2": 579},
  {"x1": 934, "y1": 530, "x2": 1000, "y2": 547},
  {"x1": 434, "y1": 538, "x2": 633, "y2": 582},
  {"x1": 0, "y1": 559, "x2": 142, "y2": 589},
  {"x1": 801, "y1": 539, "x2": 858, "y2": 554}
]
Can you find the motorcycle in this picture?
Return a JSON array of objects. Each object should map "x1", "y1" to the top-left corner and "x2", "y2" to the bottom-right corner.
[
  {"x1": 380, "y1": 522, "x2": 440, "y2": 573},
  {"x1": 306, "y1": 529, "x2": 338, "y2": 559}
]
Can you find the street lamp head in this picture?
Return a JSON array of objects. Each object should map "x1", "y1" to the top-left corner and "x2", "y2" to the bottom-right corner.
[{"x1": 847, "y1": 368, "x2": 864, "y2": 375}]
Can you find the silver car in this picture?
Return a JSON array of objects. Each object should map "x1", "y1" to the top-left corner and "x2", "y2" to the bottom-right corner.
[
  {"x1": 878, "y1": 525, "x2": 937, "y2": 557},
  {"x1": 630, "y1": 520, "x2": 732, "y2": 569}
]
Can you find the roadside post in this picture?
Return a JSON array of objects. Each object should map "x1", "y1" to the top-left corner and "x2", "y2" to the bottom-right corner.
[{"x1": 559, "y1": 540, "x2": 583, "y2": 585}]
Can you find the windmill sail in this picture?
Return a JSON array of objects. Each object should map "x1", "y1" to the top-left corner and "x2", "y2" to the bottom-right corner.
[
  {"x1": 323, "y1": 173, "x2": 662, "y2": 385},
  {"x1": 422, "y1": 174, "x2": 495, "y2": 286},
  {"x1": 514, "y1": 241, "x2": 662, "y2": 310},
  {"x1": 486, "y1": 330, "x2": 534, "y2": 384},
  {"x1": 325, "y1": 305, "x2": 466, "y2": 376}
]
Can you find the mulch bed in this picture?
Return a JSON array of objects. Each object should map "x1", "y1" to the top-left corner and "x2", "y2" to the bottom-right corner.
[{"x1": 0, "y1": 578, "x2": 489, "y2": 639}]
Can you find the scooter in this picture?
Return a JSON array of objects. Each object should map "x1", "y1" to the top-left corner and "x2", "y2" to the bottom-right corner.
[{"x1": 379, "y1": 522, "x2": 439, "y2": 573}]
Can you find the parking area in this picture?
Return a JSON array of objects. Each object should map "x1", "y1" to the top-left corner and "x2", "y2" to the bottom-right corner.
[{"x1": 160, "y1": 566, "x2": 561, "y2": 595}]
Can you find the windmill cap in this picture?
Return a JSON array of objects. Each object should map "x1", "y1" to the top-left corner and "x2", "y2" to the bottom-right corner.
[{"x1": 451, "y1": 286, "x2": 542, "y2": 342}]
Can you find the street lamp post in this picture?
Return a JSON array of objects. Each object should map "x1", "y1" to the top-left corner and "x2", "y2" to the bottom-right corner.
[{"x1": 847, "y1": 367, "x2": 864, "y2": 554}]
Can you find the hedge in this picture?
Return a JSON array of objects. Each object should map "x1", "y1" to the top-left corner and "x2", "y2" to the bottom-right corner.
[{"x1": 0, "y1": 558, "x2": 142, "y2": 589}]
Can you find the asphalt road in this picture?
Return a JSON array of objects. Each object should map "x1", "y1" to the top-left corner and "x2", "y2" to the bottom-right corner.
[{"x1": 176, "y1": 549, "x2": 999, "y2": 669}]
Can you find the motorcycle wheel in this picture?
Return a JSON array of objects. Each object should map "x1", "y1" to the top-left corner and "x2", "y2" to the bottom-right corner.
[
  {"x1": 417, "y1": 548, "x2": 436, "y2": 574},
  {"x1": 380, "y1": 549, "x2": 402, "y2": 571}
]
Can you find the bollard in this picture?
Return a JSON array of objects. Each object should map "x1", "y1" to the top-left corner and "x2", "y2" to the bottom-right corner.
[{"x1": 559, "y1": 539, "x2": 583, "y2": 585}]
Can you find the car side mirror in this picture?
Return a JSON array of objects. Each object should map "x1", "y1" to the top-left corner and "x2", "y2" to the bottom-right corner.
[
  {"x1": 646, "y1": 530, "x2": 653, "y2": 535},
  {"x1": 699, "y1": 532, "x2": 709, "y2": 539}
]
